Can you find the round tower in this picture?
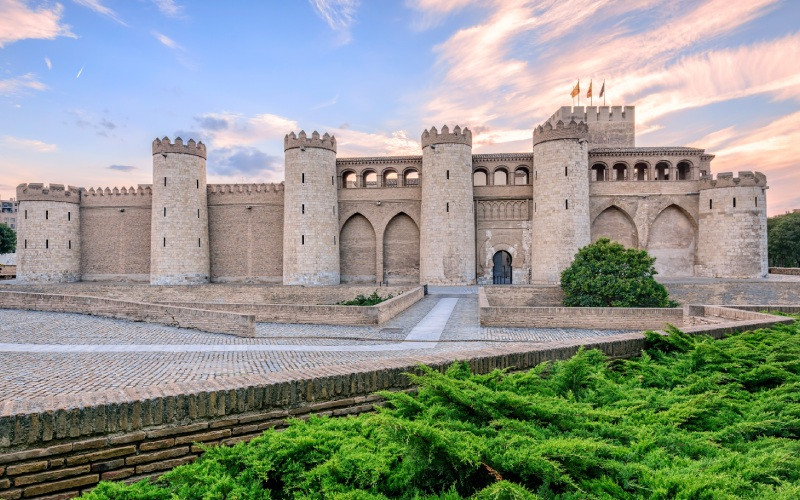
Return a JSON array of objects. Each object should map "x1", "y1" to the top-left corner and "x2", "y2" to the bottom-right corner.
[
  {"x1": 282, "y1": 131, "x2": 340, "y2": 285},
  {"x1": 419, "y1": 125, "x2": 476, "y2": 285},
  {"x1": 150, "y1": 137, "x2": 210, "y2": 285},
  {"x1": 531, "y1": 119, "x2": 591, "y2": 283},
  {"x1": 696, "y1": 171, "x2": 768, "y2": 278},
  {"x1": 16, "y1": 183, "x2": 82, "y2": 283}
]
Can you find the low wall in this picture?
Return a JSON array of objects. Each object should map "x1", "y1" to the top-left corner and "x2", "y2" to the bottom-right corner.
[
  {"x1": 478, "y1": 287, "x2": 683, "y2": 329},
  {"x1": 481, "y1": 285, "x2": 563, "y2": 306},
  {"x1": 769, "y1": 267, "x2": 800, "y2": 276},
  {"x1": 158, "y1": 287, "x2": 424, "y2": 326},
  {"x1": 0, "y1": 310, "x2": 794, "y2": 498},
  {"x1": 664, "y1": 280, "x2": 800, "y2": 305},
  {"x1": 0, "y1": 291, "x2": 255, "y2": 337}
]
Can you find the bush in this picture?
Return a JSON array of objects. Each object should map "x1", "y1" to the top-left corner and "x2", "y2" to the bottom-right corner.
[
  {"x1": 560, "y1": 238, "x2": 677, "y2": 307},
  {"x1": 337, "y1": 291, "x2": 393, "y2": 306},
  {"x1": 0, "y1": 223, "x2": 15, "y2": 254}
]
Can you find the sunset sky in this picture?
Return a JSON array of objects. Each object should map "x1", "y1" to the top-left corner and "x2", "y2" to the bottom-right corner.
[{"x1": 1, "y1": 0, "x2": 799, "y2": 215}]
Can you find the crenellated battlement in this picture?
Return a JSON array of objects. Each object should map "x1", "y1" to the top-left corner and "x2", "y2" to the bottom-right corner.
[
  {"x1": 549, "y1": 105, "x2": 635, "y2": 125},
  {"x1": 421, "y1": 125, "x2": 472, "y2": 149},
  {"x1": 80, "y1": 185, "x2": 153, "y2": 208},
  {"x1": 284, "y1": 131, "x2": 337, "y2": 153},
  {"x1": 152, "y1": 136, "x2": 206, "y2": 159},
  {"x1": 17, "y1": 183, "x2": 82, "y2": 203},
  {"x1": 699, "y1": 171, "x2": 767, "y2": 190},
  {"x1": 83, "y1": 185, "x2": 153, "y2": 197},
  {"x1": 532, "y1": 118, "x2": 589, "y2": 146},
  {"x1": 207, "y1": 183, "x2": 285, "y2": 206}
]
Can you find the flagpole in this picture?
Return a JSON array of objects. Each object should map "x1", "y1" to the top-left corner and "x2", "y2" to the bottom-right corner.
[
  {"x1": 577, "y1": 78, "x2": 580, "y2": 106},
  {"x1": 603, "y1": 80, "x2": 606, "y2": 106}
]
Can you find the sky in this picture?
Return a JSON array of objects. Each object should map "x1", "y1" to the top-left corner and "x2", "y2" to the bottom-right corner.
[{"x1": 0, "y1": 0, "x2": 799, "y2": 215}]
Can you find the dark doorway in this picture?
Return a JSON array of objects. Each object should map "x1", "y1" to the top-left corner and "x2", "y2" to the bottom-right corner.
[{"x1": 492, "y1": 251, "x2": 512, "y2": 284}]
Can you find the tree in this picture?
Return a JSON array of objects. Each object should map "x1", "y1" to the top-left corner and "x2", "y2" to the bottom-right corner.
[
  {"x1": 0, "y1": 224, "x2": 15, "y2": 254},
  {"x1": 768, "y1": 211, "x2": 800, "y2": 267},
  {"x1": 560, "y1": 238, "x2": 676, "y2": 308}
]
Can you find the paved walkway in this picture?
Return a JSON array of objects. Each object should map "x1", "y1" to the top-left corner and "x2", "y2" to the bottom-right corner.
[{"x1": 0, "y1": 289, "x2": 629, "y2": 408}]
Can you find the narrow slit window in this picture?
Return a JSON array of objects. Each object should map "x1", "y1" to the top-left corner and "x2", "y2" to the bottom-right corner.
[
  {"x1": 163, "y1": 207, "x2": 167, "y2": 217},
  {"x1": 302, "y1": 204, "x2": 305, "y2": 214},
  {"x1": 197, "y1": 209, "x2": 200, "y2": 218},
  {"x1": 565, "y1": 199, "x2": 569, "y2": 210},
  {"x1": 69, "y1": 240, "x2": 72, "y2": 250},
  {"x1": 733, "y1": 197, "x2": 736, "y2": 208},
  {"x1": 302, "y1": 173, "x2": 305, "y2": 183},
  {"x1": 164, "y1": 177, "x2": 167, "y2": 187},
  {"x1": 446, "y1": 170, "x2": 450, "y2": 180},
  {"x1": 24, "y1": 240, "x2": 27, "y2": 249},
  {"x1": 709, "y1": 199, "x2": 713, "y2": 209},
  {"x1": 334, "y1": 236, "x2": 336, "y2": 245},
  {"x1": 68, "y1": 211, "x2": 71, "y2": 221},
  {"x1": 534, "y1": 203, "x2": 537, "y2": 213},
  {"x1": 301, "y1": 235, "x2": 305, "y2": 245},
  {"x1": 198, "y1": 238, "x2": 201, "y2": 247},
  {"x1": 24, "y1": 210, "x2": 27, "y2": 219},
  {"x1": 45, "y1": 210, "x2": 48, "y2": 220},
  {"x1": 331, "y1": 176, "x2": 334, "y2": 185},
  {"x1": 565, "y1": 167, "x2": 568, "y2": 176},
  {"x1": 163, "y1": 237, "x2": 166, "y2": 247},
  {"x1": 446, "y1": 202, "x2": 449, "y2": 212},
  {"x1": 755, "y1": 197, "x2": 758, "y2": 207},
  {"x1": 45, "y1": 239, "x2": 49, "y2": 249},
  {"x1": 196, "y1": 179, "x2": 199, "y2": 189}
]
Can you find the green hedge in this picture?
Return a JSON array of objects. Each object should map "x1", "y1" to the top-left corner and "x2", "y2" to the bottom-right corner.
[{"x1": 84, "y1": 321, "x2": 800, "y2": 499}]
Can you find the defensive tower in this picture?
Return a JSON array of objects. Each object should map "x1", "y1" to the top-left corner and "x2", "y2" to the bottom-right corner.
[
  {"x1": 282, "y1": 131, "x2": 340, "y2": 285},
  {"x1": 696, "y1": 171, "x2": 768, "y2": 278},
  {"x1": 545, "y1": 106, "x2": 635, "y2": 149},
  {"x1": 16, "y1": 183, "x2": 82, "y2": 282},
  {"x1": 531, "y1": 119, "x2": 591, "y2": 283},
  {"x1": 150, "y1": 137, "x2": 210, "y2": 285},
  {"x1": 420, "y1": 125, "x2": 476, "y2": 285}
]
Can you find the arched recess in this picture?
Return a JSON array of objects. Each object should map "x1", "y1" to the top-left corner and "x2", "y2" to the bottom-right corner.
[
  {"x1": 647, "y1": 205, "x2": 696, "y2": 277},
  {"x1": 591, "y1": 206, "x2": 638, "y2": 248},
  {"x1": 383, "y1": 212, "x2": 420, "y2": 284},
  {"x1": 340, "y1": 214, "x2": 377, "y2": 283}
]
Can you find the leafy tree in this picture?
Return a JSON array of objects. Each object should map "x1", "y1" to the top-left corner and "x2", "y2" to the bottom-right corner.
[
  {"x1": 768, "y1": 211, "x2": 800, "y2": 267},
  {"x1": 0, "y1": 223, "x2": 15, "y2": 254},
  {"x1": 560, "y1": 238, "x2": 676, "y2": 307}
]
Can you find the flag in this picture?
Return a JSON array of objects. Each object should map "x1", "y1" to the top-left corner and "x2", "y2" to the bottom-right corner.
[
  {"x1": 599, "y1": 80, "x2": 605, "y2": 98},
  {"x1": 570, "y1": 80, "x2": 580, "y2": 98},
  {"x1": 587, "y1": 80, "x2": 593, "y2": 99}
]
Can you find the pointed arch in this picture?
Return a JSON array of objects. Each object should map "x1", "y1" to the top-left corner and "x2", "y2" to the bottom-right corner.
[
  {"x1": 647, "y1": 204, "x2": 696, "y2": 277},
  {"x1": 591, "y1": 205, "x2": 638, "y2": 248},
  {"x1": 383, "y1": 212, "x2": 420, "y2": 284},
  {"x1": 340, "y1": 213, "x2": 376, "y2": 283}
]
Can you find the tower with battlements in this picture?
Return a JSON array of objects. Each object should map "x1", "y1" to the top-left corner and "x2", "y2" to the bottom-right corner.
[
  {"x1": 531, "y1": 119, "x2": 591, "y2": 283},
  {"x1": 16, "y1": 183, "x2": 82, "y2": 282},
  {"x1": 419, "y1": 125, "x2": 476, "y2": 285},
  {"x1": 282, "y1": 131, "x2": 340, "y2": 285},
  {"x1": 150, "y1": 137, "x2": 210, "y2": 285},
  {"x1": 696, "y1": 171, "x2": 769, "y2": 278}
]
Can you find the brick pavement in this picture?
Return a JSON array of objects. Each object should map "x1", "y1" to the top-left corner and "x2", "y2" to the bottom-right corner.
[{"x1": 0, "y1": 288, "x2": 630, "y2": 410}]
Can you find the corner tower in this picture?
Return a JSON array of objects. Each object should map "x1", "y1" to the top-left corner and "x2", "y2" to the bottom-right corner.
[
  {"x1": 531, "y1": 119, "x2": 591, "y2": 283},
  {"x1": 420, "y1": 125, "x2": 476, "y2": 285},
  {"x1": 282, "y1": 131, "x2": 340, "y2": 285},
  {"x1": 16, "y1": 183, "x2": 81, "y2": 283},
  {"x1": 696, "y1": 171, "x2": 768, "y2": 278},
  {"x1": 150, "y1": 137, "x2": 210, "y2": 285}
]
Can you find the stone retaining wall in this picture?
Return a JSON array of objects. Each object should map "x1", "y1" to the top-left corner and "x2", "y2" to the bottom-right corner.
[
  {"x1": 0, "y1": 310, "x2": 794, "y2": 498},
  {"x1": 0, "y1": 291, "x2": 255, "y2": 337},
  {"x1": 769, "y1": 267, "x2": 800, "y2": 276},
  {"x1": 664, "y1": 280, "x2": 800, "y2": 305},
  {"x1": 478, "y1": 287, "x2": 683, "y2": 329}
]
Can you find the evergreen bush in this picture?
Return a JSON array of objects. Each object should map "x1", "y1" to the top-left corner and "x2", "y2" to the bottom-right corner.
[
  {"x1": 337, "y1": 291, "x2": 393, "y2": 306},
  {"x1": 560, "y1": 238, "x2": 677, "y2": 307}
]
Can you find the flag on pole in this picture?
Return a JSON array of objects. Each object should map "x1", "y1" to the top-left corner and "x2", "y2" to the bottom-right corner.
[
  {"x1": 599, "y1": 80, "x2": 605, "y2": 98},
  {"x1": 587, "y1": 80, "x2": 593, "y2": 99},
  {"x1": 570, "y1": 80, "x2": 580, "y2": 98}
]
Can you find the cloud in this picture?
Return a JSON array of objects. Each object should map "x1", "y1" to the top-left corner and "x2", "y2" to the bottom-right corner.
[
  {"x1": 66, "y1": 109, "x2": 119, "y2": 136},
  {"x1": 72, "y1": 0, "x2": 127, "y2": 25},
  {"x1": 309, "y1": 0, "x2": 359, "y2": 44},
  {"x1": 311, "y1": 94, "x2": 339, "y2": 110},
  {"x1": 209, "y1": 147, "x2": 282, "y2": 176},
  {"x1": 0, "y1": 74, "x2": 47, "y2": 96},
  {"x1": 331, "y1": 128, "x2": 420, "y2": 157},
  {"x1": 152, "y1": 31, "x2": 180, "y2": 49},
  {"x1": 196, "y1": 115, "x2": 228, "y2": 131},
  {"x1": 107, "y1": 165, "x2": 136, "y2": 172},
  {"x1": 44, "y1": 57, "x2": 52, "y2": 70},
  {"x1": 406, "y1": 0, "x2": 483, "y2": 29},
  {"x1": 0, "y1": 0, "x2": 75, "y2": 47},
  {"x1": 3, "y1": 136, "x2": 57, "y2": 152},
  {"x1": 151, "y1": 0, "x2": 182, "y2": 17},
  {"x1": 76, "y1": 66, "x2": 83, "y2": 78},
  {"x1": 194, "y1": 112, "x2": 297, "y2": 148}
]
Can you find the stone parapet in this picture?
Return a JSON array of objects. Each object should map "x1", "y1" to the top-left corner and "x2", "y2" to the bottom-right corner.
[
  {"x1": 284, "y1": 131, "x2": 337, "y2": 152},
  {"x1": 699, "y1": 171, "x2": 767, "y2": 190},
  {"x1": 16, "y1": 183, "x2": 81, "y2": 204},
  {"x1": 207, "y1": 183, "x2": 285, "y2": 206},
  {"x1": 532, "y1": 119, "x2": 589, "y2": 146},
  {"x1": 80, "y1": 185, "x2": 153, "y2": 208},
  {"x1": 421, "y1": 125, "x2": 472, "y2": 149},
  {"x1": 152, "y1": 137, "x2": 206, "y2": 159}
]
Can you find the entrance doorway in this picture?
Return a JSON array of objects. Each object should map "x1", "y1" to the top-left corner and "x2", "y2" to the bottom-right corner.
[{"x1": 492, "y1": 251, "x2": 512, "y2": 284}]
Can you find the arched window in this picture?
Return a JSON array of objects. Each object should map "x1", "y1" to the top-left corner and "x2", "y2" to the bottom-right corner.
[
  {"x1": 404, "y1": 169, "x2": 420, "y2": 186},
  {"x1": 343, "y1": 171, "x2": 357, "y2": 188},
  {"x1": 494, "y1": 168, "x2": 508, "y2": 186},
  {"x1": 634, "y1": 162, "x2": 648, "y2": 181},
  {"x1": 473, "y1": 169, "x2": 488, "y2": 186},
  {"x1": 613, "y1": 162, "x2": 627, "y2": 181},
  {"x1": 364, "y1": 170, "x2": 378, "y2": 188},
  {"x1": 591, "y1": 163, "x2": 607, "y2": 182},
  {"x1": 655, "y1": 161, "x2": 670, "y2": 180},
  {"x1": 384, "y1": 170, "x2": 399, "y2": 187},
  {"x1": 514, "y1": 167, "x2": 530, "y2": 185},
  {"x1": 677, "y1": 161, "x2": 691, "y2": 180}
]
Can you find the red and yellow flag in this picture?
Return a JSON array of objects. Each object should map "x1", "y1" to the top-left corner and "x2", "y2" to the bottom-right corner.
[
  {"x1": 587, "y1": 80, "x2": 593, "y2": 99},
  {"x1": 570, "y1": 80, "x2": 580, "y2": 98}
]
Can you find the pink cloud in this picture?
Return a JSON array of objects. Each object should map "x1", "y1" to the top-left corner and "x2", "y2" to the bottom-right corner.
[{"x1": 0, "y1": 0, "x2": 75, "y2": 47}]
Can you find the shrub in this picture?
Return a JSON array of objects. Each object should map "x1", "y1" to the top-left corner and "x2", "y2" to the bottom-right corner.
[
  {"x1": 337, "y1": 291, "x2": 393, "y2": 306},
  {"x1": 560, "y1": 238, "x2": 677, "y2": 307},
  {"x1": 0, "y1": 223, "x2": 15, "y2": 254}
]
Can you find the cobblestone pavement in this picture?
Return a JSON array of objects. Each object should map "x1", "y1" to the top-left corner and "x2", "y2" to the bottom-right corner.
[{"x1": 0, "y1": 288, "x2": 630, "y2": 407}]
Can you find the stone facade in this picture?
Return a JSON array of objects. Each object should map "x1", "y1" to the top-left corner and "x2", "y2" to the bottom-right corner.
[{"x1": 16, "y1": 105, "x2": 770, "y2": 285}]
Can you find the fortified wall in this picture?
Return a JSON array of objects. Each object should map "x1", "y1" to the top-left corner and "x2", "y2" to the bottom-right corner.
[{"x1": 15, "y1": 105, "x2": 770, "y2": 285}]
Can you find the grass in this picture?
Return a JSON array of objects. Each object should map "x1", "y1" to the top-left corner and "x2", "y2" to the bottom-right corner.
[{"x1": 82, "y1": 320, "x2": 800, "y2": 499}]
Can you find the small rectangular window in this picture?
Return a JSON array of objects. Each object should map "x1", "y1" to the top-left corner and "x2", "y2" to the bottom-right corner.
[
  {"x1": 302, "y1": 204, "x2": 305, "y2": 214},
  {"x1": 709, "y1": 199, "x2": 713, "y2": 209},
  {"x1": 755, "y1": 197, "x2": 758, "y2": 207},
  {"x1": 24, "y1": 210, "x2": 27, "y2": 219},
  {"x1": 164, "y1": 177, "x2": 167, "y2": 187},
  {"x1": 534, "y1": 203, "x2": 537, "y2": 213},
  {"x1": 164, "y1": 207, "x2": 167, "y2": 217},
  {"x1": 197, "y1": 209, "x2": 200, "y2": 218},
  {"x1": 302, "y1": 173, "x2": 305, "y2": 183},
  {"x1": 733, "y1": 197, "x2": 737, "y2": 208},
  {"x1": 45, "y1": 239, "x2": 49, "y2": 249},
  {"x1": 332, "y1": 176, "x2": 334, "y2": 185},
  {"x1": 446, "y1": 170, "x2": 450, "y2": 180},
  {"x1": 334, "y1": 236, "x2": 336, "y2": 245},
  {"x1": 24, "y1": 239, "x2": 27, "y2": 249},
  {"x1": 68, "y1": 211, "x2": 71, "y2": 221},
  {"x1": 45, "y1": 210, "x2": 49, "y2": 220},
  {"x1": 301, "y1": 235, "x2": 305, "y2": 245},
  {"x1": 163, "y1": 237, "x2": 166, "y2": 247},
  {"x1": 446, "y1": 202, "x2": 449, "y2": 212},
  {"x1": 196, "y1": 179, "x2": 199, "y2": 189},
  {"x1": 198, "y1": 238, "x2": 201, "y2": 247},
  {"x1": 565, "y1": 199, "x2": 569, "y2": 210},
  {"x1": 68, "y1": 240, "x2": 72, "y2": 250},
  {"x1": 565, "y1": 167, "x2": 568, "y2": 176}
]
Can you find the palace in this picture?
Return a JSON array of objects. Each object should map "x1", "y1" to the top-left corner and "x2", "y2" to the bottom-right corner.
[{"x1": 14, "y1": 105, "x2": 768, "y2": 285}]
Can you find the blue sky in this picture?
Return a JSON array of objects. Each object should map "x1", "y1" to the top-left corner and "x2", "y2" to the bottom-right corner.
[{"x1": 1, "y1": 0, "x2": 799, "y2": 215}]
